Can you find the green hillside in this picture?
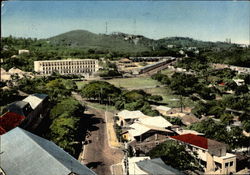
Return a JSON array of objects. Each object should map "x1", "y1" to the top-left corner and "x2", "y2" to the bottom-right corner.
[{"x1": 48, "y1": 30, "x2": 151, "y2": 53}]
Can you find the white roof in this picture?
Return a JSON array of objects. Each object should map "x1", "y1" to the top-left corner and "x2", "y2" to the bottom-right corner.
[
  {"x1": 127, "y1": 122, "x2": 173, "y2": 139},
  {"x1": 117, "y1": 110, "x2": 147, "y2": 120},
  {"x1": 128, "y1": 123, "x2": 151, "y2": 137},
  {"x1": 156, "y1": 106, "x2": 171, "y2": 112},
  {"x1": 8, "y1": 67, "x2": 24, "y2": 74},
  {"x1": 128, "y1": 157, "x2": 150, "y2": 175},
  {"x1": 176, "y1": 129, "x2": 203, "y2": 135},
  {"x1": 138, "y1": 116, "x2": 172, "y2": 128},
  {"x1": 23, "y1": 94, "x2": 47, "y2": 109}
]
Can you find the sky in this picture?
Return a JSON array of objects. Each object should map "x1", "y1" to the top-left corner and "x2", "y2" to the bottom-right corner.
[{"x1": 1, "y1": 1, "x2": 250, "y2": 44}]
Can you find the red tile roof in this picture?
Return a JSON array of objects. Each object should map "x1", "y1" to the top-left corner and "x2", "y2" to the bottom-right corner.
[
  {"x1": 0, "y1": 112, "x2": 26, "y2": 134},
  {"x1": 170, "y1": 134, "x2": 208, "y2": 149}
]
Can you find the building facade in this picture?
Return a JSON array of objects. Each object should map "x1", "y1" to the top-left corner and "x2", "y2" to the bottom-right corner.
[
  {"x1": 170, "y1": 134, "x2": 236, "y2": 174},
  {"x1": 34, "y1": 59, "x2": 99, "y2": 76}
]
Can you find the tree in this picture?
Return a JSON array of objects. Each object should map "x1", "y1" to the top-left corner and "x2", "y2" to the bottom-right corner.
[
  {"x1": 80, "y1": 81, "x2": 121, "y2": 104},
  {"x1": 147, "y1": 140, "x2": 201, "y2": 171}
]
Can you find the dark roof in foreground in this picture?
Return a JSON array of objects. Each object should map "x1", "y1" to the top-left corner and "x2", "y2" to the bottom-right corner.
[
  {"x1": 136, "y1": 158, "x2": 184, "y2": 175},
  {"x1": 170, "y1": 133, "x2": 226, "y2": 150},
  {"x1": 1, "y1": 127, "x2": 96, "y2": 175}
]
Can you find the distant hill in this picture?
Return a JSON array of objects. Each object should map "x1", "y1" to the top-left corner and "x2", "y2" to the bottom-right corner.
[
  {"x1": 47, "y1": 30, "x2": 235, "y2": 53},
  {"x1": 48, "y1": 30, "x2": 151, "y2": 53}
]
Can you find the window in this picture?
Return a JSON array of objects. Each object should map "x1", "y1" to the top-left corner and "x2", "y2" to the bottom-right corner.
[
  {"x1": 230, "y1": 161, "x2": 233, "y2": 167},
  {"x1": 225, "y1": 163, "x2": 229, "y2": 167}
]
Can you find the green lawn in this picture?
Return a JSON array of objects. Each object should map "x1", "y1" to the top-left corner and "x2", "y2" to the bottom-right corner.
[
  {"x1": 76, "y1": 77, "x2": 161, "y2": 89},
  {"x1": 106, "y1": 77, "x2": 161, "y2": 89},
  {"x1": 144, "y1": 87, "x2": 196, "y2": 108}
]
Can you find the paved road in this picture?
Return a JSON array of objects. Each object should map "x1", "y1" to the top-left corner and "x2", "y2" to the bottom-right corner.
[{"x1": 72, "y1": 93, "x2": 124, "y2": 175}]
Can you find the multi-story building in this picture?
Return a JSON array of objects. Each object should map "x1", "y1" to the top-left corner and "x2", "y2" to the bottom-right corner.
[
  {"x1": 170, "y1": 134, "x2": 236, "y2": 174},
  {"x1": 34, "y1": 59, "x2": 99, "y2": 76}
]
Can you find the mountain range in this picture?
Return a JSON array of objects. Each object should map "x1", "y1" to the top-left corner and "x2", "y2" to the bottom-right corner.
[{"x1": 47, "y1": 30, "x2": 234, "y2": 53}]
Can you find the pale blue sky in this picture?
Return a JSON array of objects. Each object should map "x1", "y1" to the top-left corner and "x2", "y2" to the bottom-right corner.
[{"x1": 1, "y1": 1, "x2": 250, "y2": 44}]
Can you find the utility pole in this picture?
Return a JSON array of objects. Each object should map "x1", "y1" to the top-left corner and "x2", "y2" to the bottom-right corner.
[
  {"x1": 133, "y1": 19, "x2": 136, "y2": 35},
  {"x1": 124, "y1": 142, "x2": 129, "y2": 175},
  {"x1": 105, "y1": 22, "x2": 108, "y2": 35}
]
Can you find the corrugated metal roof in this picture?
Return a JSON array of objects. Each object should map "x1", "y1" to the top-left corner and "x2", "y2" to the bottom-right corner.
[
  {"x1": 1, "y1": 127, "x2": 96, "y2": 175},
  {"x1": 136, "y1": 158, "x2": 184, "y2": 175}
]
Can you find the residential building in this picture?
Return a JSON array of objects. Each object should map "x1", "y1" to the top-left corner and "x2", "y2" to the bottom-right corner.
[
  {"x1": 126, "y1": 157, "x2": 184, "y2": 175},
  {"x1": 116, "y1": 110, "x2": 148, "y2": 127},
  {"x1": 0, "y1": 112, "x2": 25, "y2": 134},
  {"x1": 154, "y1": 105, "x2": 171, "y2": 116},
  {"x1": 123, "y1": 122, "x2": 173, "y2": 154},
  {"x1": 170, "y1": 125, "x2": 204, "y2": 136},
  {"x1": 34, "y1": 59, "x2": 99, "y2": 76},
  {"x1": 233, "y1": 79, "x2": 245, "y2": 86},
  {"x1": 2, "y1": 93, "x2": 49, "y2": 130},
  {"x1": 137, "y1": 116, "x2": 172, "y2": 129},
  {"x1": 18, "y1": 49, "x2": 30, "y2": 55},
  {"x1": 170, "y1": 134, "x2": 236, "y2": 174},
  {"x1": 1, "y1": 127, "x2": 96, "y2": 175},
  {"x1": 22, "y1": 93, "x2": 49, "y2": 129}
]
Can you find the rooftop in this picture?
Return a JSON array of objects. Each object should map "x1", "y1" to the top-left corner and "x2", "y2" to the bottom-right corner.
[
  {"x1": 137, "y1": 116, "x2": 172, "y2": 128},
  {"x1": 0, "y1": 112, "x2": 26, "y2": 134},
  {"x1": 136, "y1": 158, "x2": 184, "y2": 175},
  {"x1": 23, "y1": 93, "x2": 48, "y2": 109},
  {"x1": 1, "y1": 127, "x2": 96, "y2": 175},
  {"x1": 5, "y1": 101, "x2": 33, "y2": 116},
  {"x1": 170, "y1": 134, "x2": 226, "y2": 150},
  {"x1": 155, "y1": 105, "x2": 172, "y2": 112},
  {"x1": 117, "y1": 110, "x2": 147, "y2": 120}
]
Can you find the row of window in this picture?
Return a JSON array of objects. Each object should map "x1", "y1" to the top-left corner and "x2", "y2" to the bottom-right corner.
[
  {"x1": 42, "y1": 69, "x2": 95, "y2": 74},
  {"x1": 42, "y1": 66, "x2": 96, "y2": 70},
  {"x1": 40, "y1": 61, "x2": 96, "y2": 66}
]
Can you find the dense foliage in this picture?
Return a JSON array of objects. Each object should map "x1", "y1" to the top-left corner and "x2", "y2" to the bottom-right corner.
[
  {"x1": 147, "y1": 140, "x2": 201, "y2": 171},
  {"x1": 48, "y1": 98, "x2": 84, "y2": 155},
  {"x1": 188, "y1": 119, "x2": 249, "y2": 150}
]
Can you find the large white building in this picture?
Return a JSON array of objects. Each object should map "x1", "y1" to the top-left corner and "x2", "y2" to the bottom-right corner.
[{"x1": 34, "y1": 59, "x2": 99, "y2": 76}]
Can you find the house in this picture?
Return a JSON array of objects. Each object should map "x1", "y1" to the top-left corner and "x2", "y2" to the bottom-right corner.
[
  {"x1": 18, "y1": 49, "x2": 30, "y2": 55},
  {"x1": 136, "y1": 158, "x2": 184, "y2": 175},
  {"x1": 116, "y1": 110, "x2": 148, "y2": 126},
  {"x1": 127, "y1": 157, "x2": 184, "y2": 175},
  {"x1": 154, "y1": 105, "x2": 171, "y2": 116},
  {"x1": 233, "y1": 79, "x2": 245, "y2": 86},
  {"x1": 0, "y1": 112, "x2": 26, "y2": 134},
  {"x1": 137, "y1": 116, "x2": 172, "y2": 129},
  {"x1": 2, "y1": 93, "x2": 49, "y2": 130},
  {"x1": 22, "y1": 93, "x2": 49, "y2": 129},
  {"x1": 166, "y1": 112, "x2": 199, "y2": 126},
  {"x1": 1, "y1": 127, "x2": 96, "y2": 175},
  {"x1": 170, "y1": 125, "x2": 204, "y2": 136},
  {"x1": 123, "y1": 122, "x2": 173, "y2": 153},
  {"x1": 170, "y1": 134, "x2": 236, "y2": 174}
]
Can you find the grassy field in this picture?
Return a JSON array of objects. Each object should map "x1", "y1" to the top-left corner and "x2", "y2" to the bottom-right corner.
[
  {"x1": 106, "y1": 77, "x2": 161, "y2": 89},
  {"x1": 76, "y1": 77, "x2": 161, "y2": 89},
  {"x1": 144, "y1": 86, "x2": 196, "y2": 108},
  {"x1": 75, "y1": 76, "x2": 195, "y2": 108}
]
